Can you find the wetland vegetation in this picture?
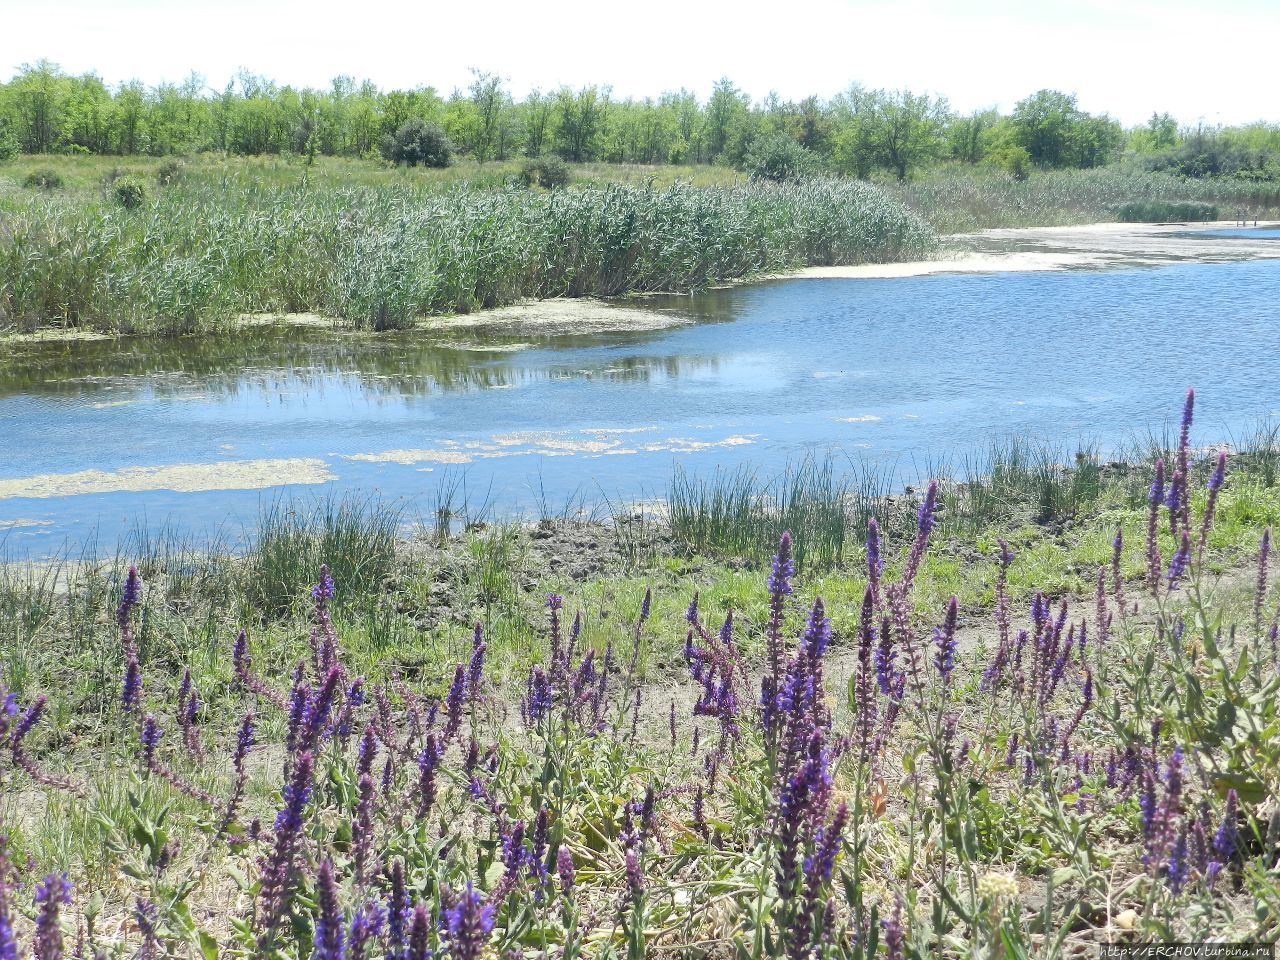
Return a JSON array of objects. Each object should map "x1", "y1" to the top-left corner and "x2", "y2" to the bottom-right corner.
[{"x1": 4, "y1": 54, "x2": 1280, "y2": 959}]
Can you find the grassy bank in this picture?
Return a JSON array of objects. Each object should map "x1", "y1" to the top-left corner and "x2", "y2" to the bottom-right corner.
[
  {"x1": 0, "y1": 157, "x2": 932, "y2": 335},
  {"x1": 1, "y1": 396, "x2": 1278, "y2": 953},
  {"x1": 889, "y1": 165, "x2": 1280, "y2": 233}
]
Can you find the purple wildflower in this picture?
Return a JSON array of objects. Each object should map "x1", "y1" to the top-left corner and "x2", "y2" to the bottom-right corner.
[
  {"x1": 407, "y1": 905, "x2": 431, "y2": 960},
  {"x1": 121, "y1": 657, "x2": 142, "y2": 713},
  {"x1": 313, "y1": 858, "x2": 345, "y2": 960},
  {"x1": 557, "y1": 846, "x2": 575, "y2": 896},
  {"x1": 1166, "y1": 825, "x2": 1190, "y2": 894},
  {"x1": 625, "y1": 849, "x2": 644, "y2": 898},
  {"x1": 33, "y1": 873, "x2": 70, "y2": 960},
  {"x1": 348, "y1": 901, "x2": 385, "y2": 960},
  {"x1": 1212, "y1": 789, "x2": 1238, "y2": 866},
  {"x1": 766, "y1": 531, "x2": 795, "y2": 694},
  {"x1": 933, "y1": 596, "x2": 959, "y2": 681},
  {"x1": 524, "y1": 667, "x2": 553, "y2": 725},
  {"x1": 312, "y1": 564, "x2": 335, "y2": 603},
  {"x1": 258, "y1": 751, "x2": 314, "y2": 946},
  {"x1": 443, "y1": 666, "x2": 467, "y2": 741},
  {"x1": 1198, "y1": 451, "x2": 1228, "y2": 554},
  {"x1": 444, "y1": 884, "x2": 495, "y2": 960},
  {"x1": 467, "y1": 622, "x2": 487, "y2": 700},
  {"x1": 116, "y1": 565, "x2": 142, "y2": 633},
  {"x1": 1167, "y1": 529, "x2": 1191, "y2": 589},
  {"x1": 882, "y1": 895, "x2": 904, "y2": 960},
  {"x1": 139, "y1": 714, "x2": 162, "y2": 770},
  {"x1": 386, "y1": 862, "x2": 408, "y2": 960}
]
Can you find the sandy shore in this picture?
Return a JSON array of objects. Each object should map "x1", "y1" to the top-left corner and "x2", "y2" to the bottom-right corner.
[{"x1": 790, "y1": 220, "x2": 1280, "y2": 279}]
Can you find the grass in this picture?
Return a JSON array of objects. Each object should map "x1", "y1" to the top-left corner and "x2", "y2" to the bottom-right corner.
[
  {"x1": 0, "y1": 156, "x2": 934, "y2": 334},
  {"x1": 890, "y1": 164, "x2": 1280, "y2": 233}
]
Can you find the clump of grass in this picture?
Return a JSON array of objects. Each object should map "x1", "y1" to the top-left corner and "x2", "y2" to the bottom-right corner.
[
  {"x1": 21, "y1": 169, "x2": 63, "y2": 190},
  {"x1": 1115, "y1": 200, "x2": 1218, "y2": 222},
  {"x1": 668, "y1": 455, "x2": 858, "y2": 570},
  {"x1": 243, "y1": 494, "x2": 403, "y2": 617}
]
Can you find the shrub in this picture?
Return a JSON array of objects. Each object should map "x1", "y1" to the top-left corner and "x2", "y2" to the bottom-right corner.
[
  {"x1": 741, "y1": 133, "x2": 819, "y2": 183},
  {"x1": 112, "y1": 174, "x2": 149, "y2": 209},
  {"x1": 380, "y1": 118, "x2": 453, "y2": 168},
  {"x1": 987, "y1": 145, "x2": 1031, "y2": 181},
  {"x1": 1115, "y1": 200, "x2": 1218, "y2": 222},
  {"x1": 519, "y1": 154, "x2": 570, "y2": 190},
  {"x1": 22, "y1": 169, "x2": 63, "y2": 190},
  {"x1": 0, "y1": 126, "x2": 17, "y2": 163},
  {"x1": 155, "y1": 158, "x2": 183, "y2": 187}
]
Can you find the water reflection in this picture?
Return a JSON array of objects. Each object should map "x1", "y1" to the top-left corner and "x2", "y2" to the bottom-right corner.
[{"x1": 3, "y1": 256, "x2": 1280, "y2": 554}]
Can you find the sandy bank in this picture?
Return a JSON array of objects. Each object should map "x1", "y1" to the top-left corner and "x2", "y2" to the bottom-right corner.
[{"x1": 789, "y1": 220, "x2": 1280, "y2": 279}]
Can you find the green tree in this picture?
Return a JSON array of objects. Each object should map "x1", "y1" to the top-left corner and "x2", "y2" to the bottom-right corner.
[
  {"x1": 705, "y1": 77, "x2": 750, "y2": 162},
  {"x1": 554, "y1": 86, "x2": 607, "y2": 162},
  {"x1": 860, "y1": 89, "x2": 949, "y2": 180}
]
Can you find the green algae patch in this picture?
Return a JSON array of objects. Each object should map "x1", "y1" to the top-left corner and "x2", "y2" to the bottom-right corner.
[{"x1": 0, "y1": 458, "x2": 336, "y2": 500}]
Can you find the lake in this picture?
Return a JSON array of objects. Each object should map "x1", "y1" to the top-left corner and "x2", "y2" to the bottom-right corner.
[{"x1": 3, "y1": 242, "x2": 1279, "y2": 555}]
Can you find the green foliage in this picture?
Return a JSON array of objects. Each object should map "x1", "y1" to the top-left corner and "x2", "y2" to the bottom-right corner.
[
  {"x1": 244, "y1": 495, "x2": 402, "y2": 618},
  {"x1": 1145, "y1": 125, "x2": 1280, "y2": 181},
  {"x1": 0, "y1": 123, "x2": 17, "y2": 163},
  {"x1": 154, "y1": 158, "x2": 183, "y2": 186},
  {"x1": 741, "y1": 133, "x2": 818, "y2": 182},
  {"x1": 0, "y1": 169, "x2": 934, "y2": 333},
  {"x1": 380, "y1": 118, "x2": 453, "y2": 168},
  {"x1": 889, "y1": 164, "x2": 1280, "y2": 233},
  {"x1": 519, "y1": 154, "x2": 570, "y2": 189},
  {"x1": 1115, "y1": 200, "x2": 1218, "y2": 222},
  {"x1": 1011, "y1": 89, "x2": 1122, "y2": 169},
  {"x1": 22, "y1": 168, "x2": 63, "y2": 189},
  {"x1": 111, "y1": 173, "x2": 148, "y2": 209}
]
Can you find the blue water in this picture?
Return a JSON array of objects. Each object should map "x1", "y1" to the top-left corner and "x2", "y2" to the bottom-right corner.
[
  {"x1": 3, "y1": 258, "x2": 1280, "y2": 554},
  {"x1": 1192, "y1": 228, "x2": 1280, "y2": 240}
]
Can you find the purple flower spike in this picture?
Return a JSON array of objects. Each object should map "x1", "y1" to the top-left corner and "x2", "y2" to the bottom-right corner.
[
  {"x1": 882, "y1": 895, "x2": 905, "y2": 960},
  {"x1": 443, "y1": 665, "x2": 467, "y2": 741},
  {"x1": 1167, "y1": 529, "x2": 1191, "y2": 589},
  {"x1": 407, "y1": 904, "x2": 431, "y2": 960},
  {"x1": 313, "y1": 858, "x2": 345, "y2": 960},
  {"x1": 933, "y1": 596, "x2": 959, "y2": 681},
  {"x1": 557, "y1": 846, "x2": 576, "y2": 896},
  {"x1": 121, "y1": 658, "x2": 142, "y2": 713},
  {"x1": 139, "y1": 714, "x2": 162, "y2": 769},
  {"x1": 312, "y1": 564, "x2": 335, "y2": 603},
  {"x1": 445, "y1": 883, "x2": 494, "y2": 960},
  {"x1": 116, "y1": 565, "x2": 142, "y2": 631},
  {"x1": 467, "y1": 622, "x2": 487, "y2": 700},
  {"x1": 33, "y1": 872, "x2": 71, "y2": 960},
  {"x1": 1212, "y1": 789, "x2": 1238, "y2": 866}
]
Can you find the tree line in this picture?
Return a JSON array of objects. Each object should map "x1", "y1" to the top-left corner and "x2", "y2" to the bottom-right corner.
[{"x1": 2, "y1": 60, "x2": 1278, "y2": 181}]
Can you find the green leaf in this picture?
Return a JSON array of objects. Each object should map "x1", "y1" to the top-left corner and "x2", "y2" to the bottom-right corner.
[{"x1": 198, "y1": 930, "x2": 219, "y2": 960}]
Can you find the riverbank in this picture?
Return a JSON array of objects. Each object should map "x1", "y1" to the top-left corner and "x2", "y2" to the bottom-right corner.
[
  {"x1": 1, "y1": 402, "x2": 1276, "y2": 950},
  {"x1": 4, "y1": 220, "x2": 1277, "y2": 347}
]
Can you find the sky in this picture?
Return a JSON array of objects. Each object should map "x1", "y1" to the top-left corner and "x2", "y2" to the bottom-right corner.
[{"x1": 2, "y1": 0, "x2": 1276, "y2": 127}]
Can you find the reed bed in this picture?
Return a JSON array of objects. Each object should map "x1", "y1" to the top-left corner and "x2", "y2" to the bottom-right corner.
[{"x1": 0, "y1": 173, "x2": 934, "y2": 334}]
